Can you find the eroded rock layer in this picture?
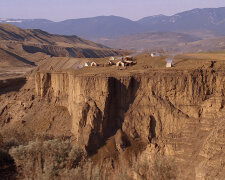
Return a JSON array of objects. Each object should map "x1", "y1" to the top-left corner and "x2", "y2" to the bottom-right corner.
[{"x1": 35, "y1": 69, "x2": 225, "y2": 179}]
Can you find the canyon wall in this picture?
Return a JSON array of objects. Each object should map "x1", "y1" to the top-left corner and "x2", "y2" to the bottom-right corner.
[{"x1": 35, "y1": 69, "x2": 225, "y2": 179}]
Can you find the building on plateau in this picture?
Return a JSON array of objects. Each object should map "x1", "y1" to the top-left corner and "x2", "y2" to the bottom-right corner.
[
  {"x1": 91, "y1": 62, "x2": 98, "y2": 67},
  {"x1": 84, "y1": 62, "x2": 90, "y2": 67},
  {"x1": 116, "y1": 61, "x2": 125, "y2": 67},
  {"x1": 166, "y1": 58, "x2": 173, "y2": 68},
  {"x1": 109, "y1": 56, "x2": 115, "y2": 61},
  {"x1": 151, "y1": 52, "x2": 159, "y2": 57}
]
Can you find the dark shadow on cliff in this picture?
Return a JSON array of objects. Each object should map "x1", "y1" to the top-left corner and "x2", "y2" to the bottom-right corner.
[
  {"x1": 0, "y1": 77, "x2": 26, "y2": 95},
  {"x1": 0, "y1": 149, "x2": 17, "y2": 180},
  {"x1": 104, "y1": 77, "x2": 140, "y2": 139},
  {"x1": 86, "y1": 77, "x2": 140, "y2": 155},
  {"x1": 148, "y1": 115, "x2": 156, "y2": 142}
]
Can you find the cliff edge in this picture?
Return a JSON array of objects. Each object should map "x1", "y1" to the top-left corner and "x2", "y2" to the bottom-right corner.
[{"x1": 34, "y1": 68, "x2": 225, "y2": 179}]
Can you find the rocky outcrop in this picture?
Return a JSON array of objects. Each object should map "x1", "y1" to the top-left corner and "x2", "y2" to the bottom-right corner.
[{"x1": 35, "y1": 69, "x2": 225, "y2": 179}]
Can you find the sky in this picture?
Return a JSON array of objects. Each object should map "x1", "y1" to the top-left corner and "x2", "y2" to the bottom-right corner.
[{"x1": 0, "y1": 0, "x2": 225, "y2": 21}]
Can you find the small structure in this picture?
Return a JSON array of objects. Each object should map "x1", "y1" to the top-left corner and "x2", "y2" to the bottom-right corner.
[
  {"x1": 124, "y1": 60, "x2": 136, "y2": 66},
  {"x1": 108, "y1": 60, "x2": 114, "y2": 65},
  {"x1": 116, "y1": 57, "x2": 123, "y2": 60},
  {"x1": 109, "y1": 61, "x2": 114, "y2": 66},
  {"x1": 104, "y1": 60, "x2": 114, "y2": 67},
  {"x1": 116, "y1": 61, "x2": 125, "y2": 67},
  {"x1": 77, "y1": 65, "x2": 83, "y2": 69},
  {"x1": 84, "y1": 62, "x2": 90, "y2": 67},
  {"x1": 90, "y1": 62, "x2": 98, "y2": 67},
  {"x1": 151, "y1": 52, "x2": 159, "y2": 57},
  {"x1": 124, "y1": 56, "x2": 133, "y2": 61},
  {"x1": 165, "y1": 58, "x2": 173, "y2": 68},
  {"x1": 109, "y1": 56, "x2": 115, "y2": 61}
]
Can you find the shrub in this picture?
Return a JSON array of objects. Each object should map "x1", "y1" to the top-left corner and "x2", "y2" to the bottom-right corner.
[
  {"x1": 9, "y1": 138, "x2": 84, "y2": 180},
  {"x1": 130, "y1": 154, "x2": 177, "y2": 180}
]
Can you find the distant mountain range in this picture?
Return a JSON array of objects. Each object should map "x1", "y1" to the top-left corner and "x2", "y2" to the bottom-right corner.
[
  {"x1": 1, "y1": 7, "x2": 225, "y2": 52},
  {"x1": 1, "y1": 7, "x2": 225, "y2": 40},
  {"x1": 0, "y1": 16, "x2": 147, "y2": 39},
  {"x1": 138, "y1": 7, "x2": 225, "y2": 35}
]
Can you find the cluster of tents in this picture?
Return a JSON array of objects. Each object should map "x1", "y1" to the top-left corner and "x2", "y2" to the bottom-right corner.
[{"x1": 84, "y1": 56, "x2": 137, "y2": 68}]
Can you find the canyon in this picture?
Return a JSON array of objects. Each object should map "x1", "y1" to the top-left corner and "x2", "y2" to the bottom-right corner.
[
  {"x1": 1, "y1": 52, "x2": 225, "y2": 179},
  {"x1": 0, "y1": 53, "x2": 225, "y2": 179},
  {"x1": 0, "y1": 45, "x2": 225, "y2": 180},
  {"x1": 1, "y1": 5, "x2": 225, "y2": 180},
  {"x1": 29, "y1": 66, "x2": 225, "y2": 179}
]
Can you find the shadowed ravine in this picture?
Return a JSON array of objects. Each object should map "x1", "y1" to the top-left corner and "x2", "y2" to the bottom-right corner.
[{"x1": 35, "y1": 69, "x2": 225, "y2": 179}]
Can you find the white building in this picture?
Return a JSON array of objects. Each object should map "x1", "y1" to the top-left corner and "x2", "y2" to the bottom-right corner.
[
  {"x1": 91, "y1": 62, "x2": 98, "y2": 67},
  {"x1": 116, "y1": 61, "x2": 125, "y2": 67},
  {"x1": 151, "y1": 52, "x2": 159, "y2": 57},
  {"x1": 109, "y1": 56, "x2": 115, "y2": 61},
  {"x1": 166, "y1": 59, "x2": 173, "y2": 68},
  {"x1": 84, "y1": 62, "x2": 90, "y2": 67}
]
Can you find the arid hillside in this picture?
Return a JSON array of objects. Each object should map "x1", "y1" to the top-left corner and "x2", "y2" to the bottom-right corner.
[
  {"x1": 0, "y1": 24, "x2": 108, "y2": 48},
  {"x1": 0, "y1": 24, "x2": 119, "y2": 80},
  {"x1": 0, "y1": 24, "x2": 119, "y2": 59},
  {"x1": 0, "y1": 52, "x2": 224, "y2": 179}
]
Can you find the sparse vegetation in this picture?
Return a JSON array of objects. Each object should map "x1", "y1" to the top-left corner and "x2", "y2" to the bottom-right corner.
[
  {"x1": 9, "y1": 138, "x2": 84, "y2": 180},
  {"x1": 129, "y1": 154, "x2": 177, "y2": 180},
  {"x1": 0, "y1": 132, "x2": 18, "y2": 180},
  {"x1": 151, "y1": 155, "x2": 177, "y2": 180}
]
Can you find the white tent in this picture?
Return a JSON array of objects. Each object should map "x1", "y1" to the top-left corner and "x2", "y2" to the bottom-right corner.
[
  {"x1": 109, "y1": 56, "x2": 115, "y2": 61},
  {"x1": 165, "y1": 58, "x2": 173, "y2": 68},
  {"x1": 91, "y1": 62, "x2": 98, "y2": 67},
  {"x1": 84, "y1": 62, "x2": 90, "y2": 67},
  {"x1": 151, "y1": 52, "x2": 159, "y2": 57},
  {"x1": 116, "y1": 61, "x2": 125, "y2": 67}
]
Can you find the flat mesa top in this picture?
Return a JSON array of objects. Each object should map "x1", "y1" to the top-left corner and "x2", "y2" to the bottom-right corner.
[{"x1": 36, "y1": 52, "x2": 225, "y2": 76}]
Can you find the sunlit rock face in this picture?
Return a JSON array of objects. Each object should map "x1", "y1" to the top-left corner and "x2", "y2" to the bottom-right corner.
[{"x1": 35, "y1": 69, "x2": 225, "y2": 179}]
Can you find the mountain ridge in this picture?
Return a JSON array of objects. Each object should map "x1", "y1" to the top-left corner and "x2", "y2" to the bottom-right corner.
[
  {"x1": 0, "y1": 24, "x2": 119, "y2": 67},
  {"x1": 1, "y1": 7, "x2": 225, "y2": 39},
  {"x1": 0, "y1": 24, "x2": 119, "y2": 79},
  {"x1": 137, "y1": 7, "x2": 225, "y2": 35}
]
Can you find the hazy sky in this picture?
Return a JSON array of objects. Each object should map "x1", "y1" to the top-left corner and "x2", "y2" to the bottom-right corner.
[{"x1": 1, "y1": 0, "x2": 225, "y2": 21}]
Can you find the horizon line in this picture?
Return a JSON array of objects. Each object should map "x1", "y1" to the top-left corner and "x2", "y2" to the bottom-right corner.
[{"x1": 0, "y1": 6, "x2": 225, "y2": 22}]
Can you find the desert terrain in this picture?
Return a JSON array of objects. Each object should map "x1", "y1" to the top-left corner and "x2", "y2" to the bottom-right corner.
[
  {"x1": 1, "y1": 44, "x2": 225, "y2": 179},
  {"x1": 0, "y1": 8, "x2": 225, "y2": 179},
  {"x1": 0, "y1": 24, "x2": 119, "y2": 80}
]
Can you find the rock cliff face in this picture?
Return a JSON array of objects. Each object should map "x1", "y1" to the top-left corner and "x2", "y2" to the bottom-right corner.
[{"x1": 35, "y1": 69, "x2": 225, "y2": 179}]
